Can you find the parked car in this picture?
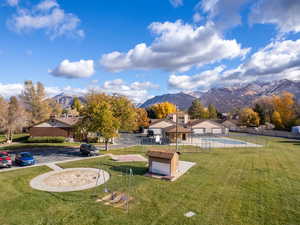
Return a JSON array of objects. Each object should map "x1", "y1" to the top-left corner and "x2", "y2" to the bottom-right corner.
[
  {"x1": 0, "y1": 152, "x2": 12, "y2": 168},
  {"x1": 80, "y1": 144, "x2": 99, "y2": 156},
  {"x1": 15, "y1": 152, "x2": 36, "y2": 166}
]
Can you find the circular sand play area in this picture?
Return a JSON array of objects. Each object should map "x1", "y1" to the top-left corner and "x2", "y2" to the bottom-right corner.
[{"x1": 30, "y1": 168, "x2": 110, "y2": 192}]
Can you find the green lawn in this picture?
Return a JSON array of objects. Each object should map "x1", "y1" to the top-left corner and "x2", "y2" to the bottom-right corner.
[{"x1": 0, "y1": 136, "x2": 299, "y2": 225}]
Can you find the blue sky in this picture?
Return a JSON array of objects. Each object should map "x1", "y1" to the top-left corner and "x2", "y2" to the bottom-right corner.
[{"x1": 1, "y1": 0, "x2": 300, "y2": 102}]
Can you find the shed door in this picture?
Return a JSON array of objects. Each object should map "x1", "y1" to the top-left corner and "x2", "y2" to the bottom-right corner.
[{"x1": 151, "y1": 161, "x2": 170, "y2": 176}]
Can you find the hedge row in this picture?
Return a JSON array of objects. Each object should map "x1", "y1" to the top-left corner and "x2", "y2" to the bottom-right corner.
[{"x1": 27, "y1": 136, "x2": 66, "y2": 143}]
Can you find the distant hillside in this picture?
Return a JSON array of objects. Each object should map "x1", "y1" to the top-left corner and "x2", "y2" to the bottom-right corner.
[
  {"x1": 52, "y1": 93, "x2": 85, "y2": 108},
  {"x1": 140, "y1": 92, "x2": 196, "y2": 110},
  {"x1": 140, "y1": 79, "x2": 300, "y2": 112}
]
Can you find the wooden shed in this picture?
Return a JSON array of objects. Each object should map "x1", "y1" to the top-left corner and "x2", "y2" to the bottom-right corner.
[{"x1": 147, "y1": 150, "x2": 179, "y2": 177}]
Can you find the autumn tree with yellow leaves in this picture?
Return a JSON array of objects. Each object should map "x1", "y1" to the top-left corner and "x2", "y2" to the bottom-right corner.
[
  {"x1": 271, "y1": 92, "x2": 296, "y2": 129},
  {"x1": 239, "y1": 107, "x2": 260, "y2": 127},
  {"x1": 149, "y1": 102, "x2": 177, "y2": 119},
  {"x1": 135, "y1": 108, "x2": 149, "y2": 130}
]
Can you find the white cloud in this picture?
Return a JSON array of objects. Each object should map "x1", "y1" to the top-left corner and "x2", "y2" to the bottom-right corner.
[
  {"x1": 101, "y1": 79, "x2": 158, "y2": 103},
  {"x1": 198, "y1": 0, "x2": 249, "y2": 30},
  {"x1": 249, "y1": 0, "x2": 300, "y2": 34},
  {"x1": 228, "y1": 39, "x2": 300, "y2": 80},
  {"x1": 193, "y1": 12, "x2": 202, "y2": 23},
  {"x1": 7, "y1": 0, "x2": 84, "y2": 39},
  {"x1": 0, "y1": 83, "x2": 24, "y2": 98},
  {"x1": 168, "y1": 66, "x2": 225, "y2": 91},
  {"x1": 100, "y1": 20, "x2": 249, "y2": 72},
  {"x1": 0, "y1": 79, "x2": 157, "y2": 103},
  {"x1": 50, "y1": 59, "x2": 95, "y2": 78},
  {"x1": 0, "y1": 83, "x2": 88, "y2": 98},
  {"x1": 169, "y1": 0, "x2": 183, "y2": 8},
  {"x1": 169, "y1": 39, "x2": 300, "y2": 91},
  {"x1": 35, "y1": 0, "x2": 58, "y2": 11},
  {"x1": 6, "y1": 0, "x2": 19, "y2": 7}
]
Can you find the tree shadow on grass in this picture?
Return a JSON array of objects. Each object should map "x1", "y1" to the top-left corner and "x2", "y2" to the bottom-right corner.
[
  {"x1": 278, "y1": 140, "x2": 300, "y2": 145},
  {"x1": 46, "y1": 191, "x2": 97, "y2": 203}
]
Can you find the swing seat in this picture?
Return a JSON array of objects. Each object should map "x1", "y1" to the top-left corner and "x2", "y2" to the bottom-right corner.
[
  {"x1": 113, "y1": 196, "x2": 133, "y2": 208},
  {"x1": 104, "y1": 193, "x2": 123, "y2": 205},
  {"x1": 96, "y1": 192, "x2": 120, "y2": 202}
]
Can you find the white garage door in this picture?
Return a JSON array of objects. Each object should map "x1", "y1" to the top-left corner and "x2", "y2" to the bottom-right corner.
[
  {"x1": 212, "y1": 128, "x2": 222, "y2": 134},
  {"x1": 193, "y1": 128, "x2": 205, "y2": 134},
  {"x1": 151, "y1": 161, "x2": 170, "y2": 176}
]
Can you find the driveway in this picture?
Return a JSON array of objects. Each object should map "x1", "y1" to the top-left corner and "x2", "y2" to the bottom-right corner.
[
  {"x1": 3, "y1": 147, "x2": 82, "y2": 169},
  {"x1": 0, "y1": 133, "x2": 143, "y2": 172}
]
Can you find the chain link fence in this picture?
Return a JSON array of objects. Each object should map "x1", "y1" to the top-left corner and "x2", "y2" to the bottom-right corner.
[{"x1": 139, "y1": 132, "x2": 269, "y2": 153}]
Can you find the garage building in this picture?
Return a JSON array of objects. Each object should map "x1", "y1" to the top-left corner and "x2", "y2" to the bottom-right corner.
[{"x1": 147, "y1": 150, "x2": 179, "y2": 177}]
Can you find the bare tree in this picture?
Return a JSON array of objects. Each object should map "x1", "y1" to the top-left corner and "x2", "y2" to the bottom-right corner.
[
  {"x1": 3, "y1": 97, "x2": 27, "y2": 142},
  {"x1": 20, "y1": 81, "x2": 51, "y2": 125}
]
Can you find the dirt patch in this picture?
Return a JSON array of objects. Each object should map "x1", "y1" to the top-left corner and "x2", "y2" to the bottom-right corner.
[{"x1": 44, "y1": 169, "x2": 99, "y2": 187}]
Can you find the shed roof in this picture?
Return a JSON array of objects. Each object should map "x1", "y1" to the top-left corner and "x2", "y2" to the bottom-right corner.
[{"x1": 147, "y1": 150, "x2": 178, "y2": 160}]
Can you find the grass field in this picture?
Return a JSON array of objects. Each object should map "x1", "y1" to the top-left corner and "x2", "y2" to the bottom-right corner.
[{"x1": 0, "y1": 136, "x2": 299, "y2": 225}]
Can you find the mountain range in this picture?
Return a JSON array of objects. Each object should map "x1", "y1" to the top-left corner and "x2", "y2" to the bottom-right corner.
[
  {"x1": 52, "y1": 79, "x2": 300, "y2": 113},
  {"x1": 140, "y1": 79, "x2": 300, "y2": 112},
  {"x1": 52, "y1": 93, "x2": 85, "y2": 109}
]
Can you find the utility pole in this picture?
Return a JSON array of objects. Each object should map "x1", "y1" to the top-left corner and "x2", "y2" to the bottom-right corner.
[{"x1": 176, "y1": 105, "x2": 178, "y2": 152}]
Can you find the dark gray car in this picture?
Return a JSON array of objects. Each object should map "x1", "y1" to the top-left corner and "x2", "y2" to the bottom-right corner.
[{"x1": 80, "y1": 144, "x2": 99, "y2": 156}]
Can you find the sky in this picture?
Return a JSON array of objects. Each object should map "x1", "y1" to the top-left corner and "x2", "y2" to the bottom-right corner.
[{"x1": 1, "y1": 0, "x2": 300, "y2": 103}]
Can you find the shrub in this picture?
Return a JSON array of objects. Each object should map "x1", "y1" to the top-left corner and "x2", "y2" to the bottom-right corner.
[{"x1": 27, "y1": 136, "x2": 66, "y2": 143}]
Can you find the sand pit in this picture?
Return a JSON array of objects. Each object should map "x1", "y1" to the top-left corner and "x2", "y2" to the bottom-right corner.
[{"x1": 30, "y1": 168, "x2": 110, "y2": 192}]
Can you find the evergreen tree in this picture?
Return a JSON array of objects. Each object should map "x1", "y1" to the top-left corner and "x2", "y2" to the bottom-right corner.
[
  {"x1": 188, "y1": 99, "x2": 208, "y2": 119},
  {"x1": 253, "y1": 103, "x2": 266, "y2": 125}
]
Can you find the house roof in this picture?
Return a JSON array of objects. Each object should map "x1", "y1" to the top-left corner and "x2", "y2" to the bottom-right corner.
[
  {"x1": 187, "y1": 119, "x2": 225, "y2": 128},
  {"x1": 31, "y1": 116, "x2": 81, "y2": 128},
  {"x1": 164, "y1": 125, "x2": 192, "y2": 133},
  {"x1": 55, "y1": 117, "x2": 81, "y2": 126},
  {"x1": 147, "y1": 150, "x2": 179, "y2": 160},
  {"x1": 149, "y1": 119, "x2": 175, "y2": 128}
]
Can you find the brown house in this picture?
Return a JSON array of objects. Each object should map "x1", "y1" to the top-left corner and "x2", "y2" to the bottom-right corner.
[
  {"x1": 147, "y1": 150, "x2": 179, "y2": 176},
  {"x1": 29, "y1": 116, "x2": 81, "y2": 138}
]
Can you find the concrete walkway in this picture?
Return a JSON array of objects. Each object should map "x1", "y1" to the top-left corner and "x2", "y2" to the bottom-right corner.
[{"x1": 46, "y1": 163, "x2": 63, "y2": 171}]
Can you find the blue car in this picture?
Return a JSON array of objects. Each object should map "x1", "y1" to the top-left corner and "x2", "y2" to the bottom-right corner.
[{"x1": 15, "y1": 152, "x2": 36, "y2": 166}]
